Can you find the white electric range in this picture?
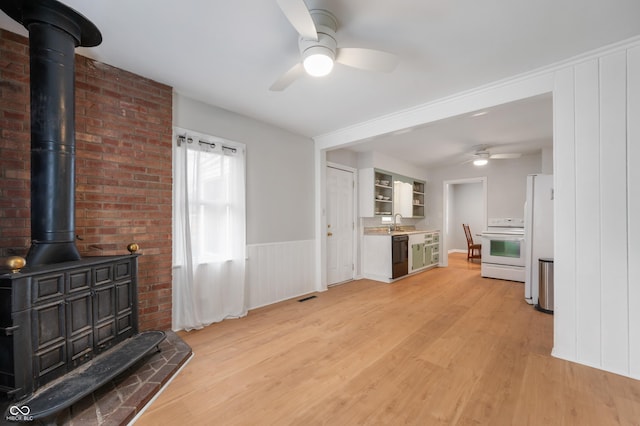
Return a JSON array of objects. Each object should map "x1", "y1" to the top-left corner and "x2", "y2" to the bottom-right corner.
[{"x1": 480, "y1": 218, "x2": 526, "y2": 282}]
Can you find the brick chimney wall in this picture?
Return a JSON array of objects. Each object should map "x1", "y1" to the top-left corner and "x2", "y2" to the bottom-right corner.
[{"x1": 0, "y1": 29, "x2": 173, "y2": 331}]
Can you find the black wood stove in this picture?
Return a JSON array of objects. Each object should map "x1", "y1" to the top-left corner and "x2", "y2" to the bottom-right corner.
[{"x1": 0, "y1": 0, "x2": 164, "y2": 421}]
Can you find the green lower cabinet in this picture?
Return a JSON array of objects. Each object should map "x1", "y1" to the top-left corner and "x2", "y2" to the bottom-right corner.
[{"x1": 412, "y1": 243, "x2": 425, "y2": 270}]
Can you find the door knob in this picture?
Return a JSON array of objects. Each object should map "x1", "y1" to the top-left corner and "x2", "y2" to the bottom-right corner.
[{"x1": 327, "y1": 232, "x2": 333, "y2": 237}]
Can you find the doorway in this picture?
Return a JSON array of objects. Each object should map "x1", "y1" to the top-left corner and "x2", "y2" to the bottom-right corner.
[
  {"x1": 442, "y1": 177, "x2": 487, "y2": 267},
  {"x1": 326, "y1": 164, "x2": 356, "y2": 285}
]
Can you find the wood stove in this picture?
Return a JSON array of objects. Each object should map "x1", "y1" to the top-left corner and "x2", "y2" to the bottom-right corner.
[
  {"x1": 0, "y1": 255, "x2": 139, "y2": 400},
  {"x1": 0, "y1": 0, "x2": 165, "y2": 420}
]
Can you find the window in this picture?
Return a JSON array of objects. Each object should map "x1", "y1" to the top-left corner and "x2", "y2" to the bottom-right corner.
[{"x1": 172, "y1": 128, "x2": 247, "y2": 330}]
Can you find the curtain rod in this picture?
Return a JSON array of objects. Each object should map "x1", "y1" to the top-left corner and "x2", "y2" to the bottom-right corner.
[
  {"x1": 176, "y1": 134, "x2": 237, "y2": 153},
  {"x1": 176, "y1": 135, "x2": 215, "y2": 148}
]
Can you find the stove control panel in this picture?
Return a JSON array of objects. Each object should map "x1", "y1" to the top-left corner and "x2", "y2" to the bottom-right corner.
[{"x1": 488, "y1": 217, "x2": 524, "y2": 228}]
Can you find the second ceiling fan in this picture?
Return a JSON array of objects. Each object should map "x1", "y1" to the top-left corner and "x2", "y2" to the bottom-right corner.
[
  {"x1": 469, "y1": 145, "x2": 522, "y2": 166},
  {"x1": 270, "y1": 0, "x2": 399, "y2": 91}
]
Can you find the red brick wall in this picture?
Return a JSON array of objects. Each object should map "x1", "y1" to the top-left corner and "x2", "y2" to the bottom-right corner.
[{"x1": 0, "y1": 29, "x2": 173, "y2": 331}]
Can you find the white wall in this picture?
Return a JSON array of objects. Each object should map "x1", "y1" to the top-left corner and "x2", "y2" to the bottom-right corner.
[
  {"x1": 541, "y1": 146, "x2": 553, "y2": 174},
  {"x1": 173, "y1": 94, "x2": 315, "y2": 244},
  {"x1": 553, "y1": 44, "x2": 640, "y2": 378},
  {"x1": 173, "y1": 94, "x2": 316, "y2": 309},
  {"x1": 326, "y1": 148, "x2": 359, "y2": 169},
  {"x1": 357, "y1": 151, "x2": 428, "y2": 181},
  {"x1": 426, "y1": 153, "x2": 542, "y2": 231}
]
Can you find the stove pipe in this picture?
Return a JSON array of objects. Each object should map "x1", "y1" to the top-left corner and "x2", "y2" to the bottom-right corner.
[{"x1": 1, "y1": 0, "x2": 101, "y2": 266}]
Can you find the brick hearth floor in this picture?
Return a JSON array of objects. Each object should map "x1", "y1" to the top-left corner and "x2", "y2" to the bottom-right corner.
[
  {"x1": 47, "y1": 331, "x2": 192, "y2": 425},
  {"x1": 31, "y1": 331, "x2": 192, "y2": 425}
]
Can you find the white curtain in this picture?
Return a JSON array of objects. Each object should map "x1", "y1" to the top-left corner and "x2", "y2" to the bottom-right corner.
[{"x1": 172, "y1": 128, "x2": 247, "y2": 331}]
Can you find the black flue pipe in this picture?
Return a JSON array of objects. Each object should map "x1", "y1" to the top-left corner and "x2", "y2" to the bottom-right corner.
[{"x1": 1, "y1": 0, "x2": 101, "y2": 265}]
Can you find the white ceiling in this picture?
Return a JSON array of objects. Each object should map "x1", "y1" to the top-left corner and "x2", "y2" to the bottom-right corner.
[
  {"x1": 2, "y1": 0, "x2": 640, "y2": 167},
  {"x1": 345, "y1": 93, "x2": 553, "y2": 168}
]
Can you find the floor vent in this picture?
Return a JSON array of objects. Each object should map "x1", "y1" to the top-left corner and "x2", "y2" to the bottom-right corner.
[{"x1": 298, "y1": 295, "x2": 317, "y2": 302}]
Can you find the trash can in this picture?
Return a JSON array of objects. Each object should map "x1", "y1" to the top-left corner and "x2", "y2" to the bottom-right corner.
[{"x1": 536, "y1": 258, "x2": 554, "y2": 314}]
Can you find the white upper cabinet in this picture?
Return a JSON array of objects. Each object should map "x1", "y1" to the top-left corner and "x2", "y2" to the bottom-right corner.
[
  {"x1": 359, "y1": 168, "x2": 425, "y2": 218},
  {"x1": 393, "y1": 180, "x2": 413, "y2": 217}
]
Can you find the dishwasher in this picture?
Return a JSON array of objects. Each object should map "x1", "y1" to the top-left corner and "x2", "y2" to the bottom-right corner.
[{"x1": 391, "y1": 235, "x2": 409, "y2": 278}]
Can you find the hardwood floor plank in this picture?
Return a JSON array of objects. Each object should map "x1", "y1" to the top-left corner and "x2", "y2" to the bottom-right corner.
[{"x1": 136, "y1": 254, "x2": 640, "y2": 425}]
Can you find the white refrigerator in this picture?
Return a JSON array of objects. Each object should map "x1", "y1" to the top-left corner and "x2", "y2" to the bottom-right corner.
[{"x1": 524, "y1": 174, "x2": 554, "y2": 305}]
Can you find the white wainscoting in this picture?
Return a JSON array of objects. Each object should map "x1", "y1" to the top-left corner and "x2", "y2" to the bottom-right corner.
[
  {"x1": 553, "y1": 41, "x2": 640, "y2": 379},
  {"x1": 246, "y1": 240, "x2": 316, "y2": 310}
]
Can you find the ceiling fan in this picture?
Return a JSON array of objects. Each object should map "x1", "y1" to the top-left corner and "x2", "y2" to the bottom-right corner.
[
  {"x1": 469, "y1": 146, "x2": 521, "y2": 166},
  {"x1": 270, "y1": 0, "x2": 399, "y2": 91}
]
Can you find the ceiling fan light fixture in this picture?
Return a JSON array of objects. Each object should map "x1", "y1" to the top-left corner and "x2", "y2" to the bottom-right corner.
[
  {"x1": 303, "y1": 51, "x2": 334, "y2": 76},
  {"x1": 299, "y1": 16, "x2": 337, "y2": 78},
  {"x1": 473, "y1": 158, "x2": 488, "y2": 166}
]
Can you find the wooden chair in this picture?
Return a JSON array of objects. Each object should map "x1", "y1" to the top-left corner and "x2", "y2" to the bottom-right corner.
[{"x1": 463, "y1": 224, "x2": 482, "y2": 261}]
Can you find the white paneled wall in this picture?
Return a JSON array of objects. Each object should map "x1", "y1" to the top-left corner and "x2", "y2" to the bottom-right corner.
[
  {"x1": 553, "y1": 66, "x2": 577, "y2": 361},
  {"x1": 599, "y1": 51, "x2": 629, "y2": 374},
  {"x1": 574, "y1": 59, "x2": 602, "y2": 367},
  {"x1": 553, "y1": 43, "x2": 640, "y2": 379},
  {"x1": 246, "y1": 240, "x2": 315, "y2": 310},
  {"x1": 628, "y1": 45, "x2": 640, "y2": 379}
]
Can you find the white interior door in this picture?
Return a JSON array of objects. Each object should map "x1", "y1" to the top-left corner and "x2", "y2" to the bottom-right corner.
[{"x1": 326, "y1": 166, "x2": 354, "y2": 285}]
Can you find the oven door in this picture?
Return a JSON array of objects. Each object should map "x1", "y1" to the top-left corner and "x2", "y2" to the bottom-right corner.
[{"x1": 481, "y1": 234, "x2": 525, "y2": 267}]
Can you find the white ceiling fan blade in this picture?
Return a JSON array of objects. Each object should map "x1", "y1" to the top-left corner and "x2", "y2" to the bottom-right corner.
[
  {"x1": 276, "y1": 0, "x2": 318, "y2": 41},
  {"x1": 490, "y1": 153, "x2": 521, "y2": 159},
  {"x1": 335, "y1": 48, "x2": 399, "y2": 73},
  {"x1": 269, "y1": 62, "x2": 305, "y2": 91}
]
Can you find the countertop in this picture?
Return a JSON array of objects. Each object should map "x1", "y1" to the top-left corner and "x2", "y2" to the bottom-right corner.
[{"x1": 363, "y1": 227, "x2": 440, "y2": 236}]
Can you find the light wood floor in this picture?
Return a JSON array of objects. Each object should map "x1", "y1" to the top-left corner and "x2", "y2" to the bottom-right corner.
[{"x1": 136, "y1": 254, "x2": 640, "y2": 425}]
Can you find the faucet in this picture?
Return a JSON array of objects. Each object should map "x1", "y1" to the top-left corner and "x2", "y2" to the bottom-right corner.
[{"x1": 393, "y1": 213, "x2": 402, "y2": 231}]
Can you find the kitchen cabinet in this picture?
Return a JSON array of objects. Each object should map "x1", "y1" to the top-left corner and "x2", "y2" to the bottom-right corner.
[
  {"x1": 362, "y1": 234, "x2": 392, "y2": 281},
  {"x1": 409, "y1": 231, "x2": 439, "y2": 271},
  {"x1": 411, "y1": 243, "x2": 425, "y2": 270},
  {"x1": 392, "y1": 175, "x2": 426, "y2": 218},
  {"x1": 393, "y1": 180, "x2": 413, "y2": 217},
  {"x1": 359, "y1": 168, "x2": 425, "y2": 218},
  {"x1": 412, "y1": 181, "x2": 425, "y2": 218},
  {"x1": 363, "y1": 230, "x2": 440, "y2": 283},
  {"x1": 359, "y1": 168, "x2": 393, "y2": 216},
  {"x1": 424, "y1": 231, "x2": 440, "y2": 267},
  {"x1": 409, "y1": 232, "x2": 425, "y2": 271}
]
